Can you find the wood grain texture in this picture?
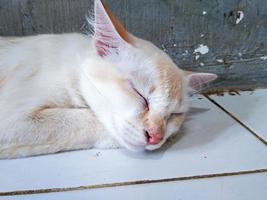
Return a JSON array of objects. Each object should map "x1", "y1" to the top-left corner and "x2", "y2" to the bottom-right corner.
[{"x1": 0, "y1": 0, "x2": 266, "y2": 91}]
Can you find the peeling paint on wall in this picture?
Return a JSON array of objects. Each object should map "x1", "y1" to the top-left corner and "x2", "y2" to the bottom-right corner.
[
  {"x1": 236, "y1": 11, "x2": 244, "y2": 24},
  {"x1": 0, "y1": 0, "x2": 266, "y2": 90},
  {"x1": 194, "y1": 44, "x2": 209, "y2": 55}
]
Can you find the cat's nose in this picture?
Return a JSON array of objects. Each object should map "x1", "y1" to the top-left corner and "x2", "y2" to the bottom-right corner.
[
  {"x1": 146, "y1": 130, "x2": 164, "y2": 145},
  {"x1": 143, "y1": 114, "x2": 165, "y2": 145}
]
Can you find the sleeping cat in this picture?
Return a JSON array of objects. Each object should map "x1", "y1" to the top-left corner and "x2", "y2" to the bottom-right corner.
[{"x1": 0, "y1": 0, "x2": 217, "y2": 158}]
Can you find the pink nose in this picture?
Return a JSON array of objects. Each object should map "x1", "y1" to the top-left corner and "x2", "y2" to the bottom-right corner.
[{"x1": 147, "y1": 131, "x2": 163, "y2": 145}]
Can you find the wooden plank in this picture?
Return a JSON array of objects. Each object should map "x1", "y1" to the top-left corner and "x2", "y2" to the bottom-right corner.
[{"x1": 0, "y1": 0, "x2": 267, "y2": 90}]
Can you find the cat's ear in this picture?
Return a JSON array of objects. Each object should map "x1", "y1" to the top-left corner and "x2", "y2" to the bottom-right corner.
[
  {"x1": 185, "y1": 71, "x2": 217, "y2": 91},
  {"x1": 93, "y1": 0, "x2": 132, "y2": 57}
]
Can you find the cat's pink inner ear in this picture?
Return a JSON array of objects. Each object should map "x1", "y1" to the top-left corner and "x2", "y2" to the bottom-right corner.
[
  {"x1": 94, "y1": 0, "x2": 131, "y2": 57},
  {"x1": 187, "y1": 72, "x2": 218, "y2": 91}
]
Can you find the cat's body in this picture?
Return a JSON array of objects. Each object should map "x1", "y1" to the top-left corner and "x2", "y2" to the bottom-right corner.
[
  {"x1": 0, "y1": 0, "x2": 217, "y2": 159},
  {"x1": 0, "y1": 34, "x2": 116, "y2": 158}
]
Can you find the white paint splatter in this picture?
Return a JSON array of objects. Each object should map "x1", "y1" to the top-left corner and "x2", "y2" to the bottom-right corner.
[
  {"x1": 194, "y1": 44, "x2": 209, "y2": 55},
  {"x1": 238, "y1": 52, "x2": 242, "y2": 57},
  {"x1": 200, "y1": 62, "x2": 205, "y2": 66},
  {"x1": 260, "y1": 56, "x2": 267, "y2": 60},
  {"x1": 182, "y1": 50, "x2": 189, "y2": 56},
  {"x1": 173, "y1": 43, "x2": 177, "y2": 47},
  {"x1": 236, "y1": 11, "x2": 244, "y2": 24},
  {"x1": 203, "y1": 11, "x2": 207, "y2": 15},
  {"x1": 200, "y1": 34, "x2": 205, "y2": 38},
  {"x1": 216, "y1": 59, "x2": 224, "y2": 63},
  {"x1": 195, "y1": 55, "x2": 200, "y2": 60}
]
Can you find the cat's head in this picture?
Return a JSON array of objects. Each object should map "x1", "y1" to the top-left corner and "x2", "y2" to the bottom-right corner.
[{"x1": 89, "y1": 0, "x2": 217, "y2": 150}]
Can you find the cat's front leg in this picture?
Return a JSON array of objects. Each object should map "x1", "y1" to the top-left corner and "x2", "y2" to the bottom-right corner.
[{"x1": 0, "y1": 108, "x2": 119, "y2": 159}]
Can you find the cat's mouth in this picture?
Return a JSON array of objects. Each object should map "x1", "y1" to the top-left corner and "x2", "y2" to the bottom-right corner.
[
  {"x1": 119, "y1": 131, "x2": 164, "y2": 151},
  {"x1": 145, "y1": 131, "x2": 167, "y2": 150}
]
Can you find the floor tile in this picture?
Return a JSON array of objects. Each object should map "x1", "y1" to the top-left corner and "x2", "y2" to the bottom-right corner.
[
  {"x1": 2, "y1": 173, "x2": 267, "y2": 200},
  {"x1": 0, "y1": 96, "x2": 267, "y2": 192},
  {"x1": 209, "y1": 89, "x2": 267, "y2": 141}
]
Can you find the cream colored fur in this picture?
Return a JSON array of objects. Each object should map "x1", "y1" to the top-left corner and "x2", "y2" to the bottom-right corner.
[{"x1": 0, "y1": 0, "x2": 217, "y2": 158}]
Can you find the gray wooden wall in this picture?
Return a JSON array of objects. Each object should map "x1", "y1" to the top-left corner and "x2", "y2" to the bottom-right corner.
[{"x1": 0, "y1": 0, "x2": 267, "y2": 91}]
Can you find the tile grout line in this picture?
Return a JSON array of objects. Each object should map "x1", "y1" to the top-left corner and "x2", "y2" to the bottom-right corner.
[
  {"x1": 0, "y1": 168, "x2": 266, "y2": 196},
  {"x1": 205, "y1": 95, "x2": 267, "y2": 146}
]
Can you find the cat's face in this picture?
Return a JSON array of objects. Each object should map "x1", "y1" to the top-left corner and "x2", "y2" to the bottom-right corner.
[
  {"x1": 89, "y1": 0, "x2": 217, "y2": 151},
  {"x1": 128, "y1": 40, "x2": 190, "y2": 150}
]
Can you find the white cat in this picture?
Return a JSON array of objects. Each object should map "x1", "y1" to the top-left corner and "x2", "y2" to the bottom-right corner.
[{"x1": 0, "y1": 0, "x2": 217, "y2": 158}]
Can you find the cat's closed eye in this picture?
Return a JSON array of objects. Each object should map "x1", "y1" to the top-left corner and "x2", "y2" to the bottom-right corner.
[
  {"x1": 129, "y1": 81, "x2": 149, "y2": 108},
  {"x1": 136, "y1": 89, "x2": 149, "y2": 108}
]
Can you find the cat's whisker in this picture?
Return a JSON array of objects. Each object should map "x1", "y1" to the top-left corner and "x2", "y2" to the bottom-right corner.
[
  {"x1": 114, "y1": 117, "x2": 146, "y2": 144},
  {"x1": 189, "y1": 83, "x2": 212, "y2": 96}
]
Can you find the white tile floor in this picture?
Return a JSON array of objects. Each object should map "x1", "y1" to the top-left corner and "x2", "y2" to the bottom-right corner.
[
  {"x1": 3, "y1": 173, "x2": 267, "y2": 200},
  {"x1": 0, "y1": 90, "x2": 267, "y2": 199},
  {"x1": 210, "y1": 89, "x2": 267, "y2": 142}
]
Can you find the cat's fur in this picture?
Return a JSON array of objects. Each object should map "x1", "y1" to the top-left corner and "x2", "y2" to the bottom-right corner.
[{"x1": 0, "y1": 0, "x2": 217, "y2": 158}]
